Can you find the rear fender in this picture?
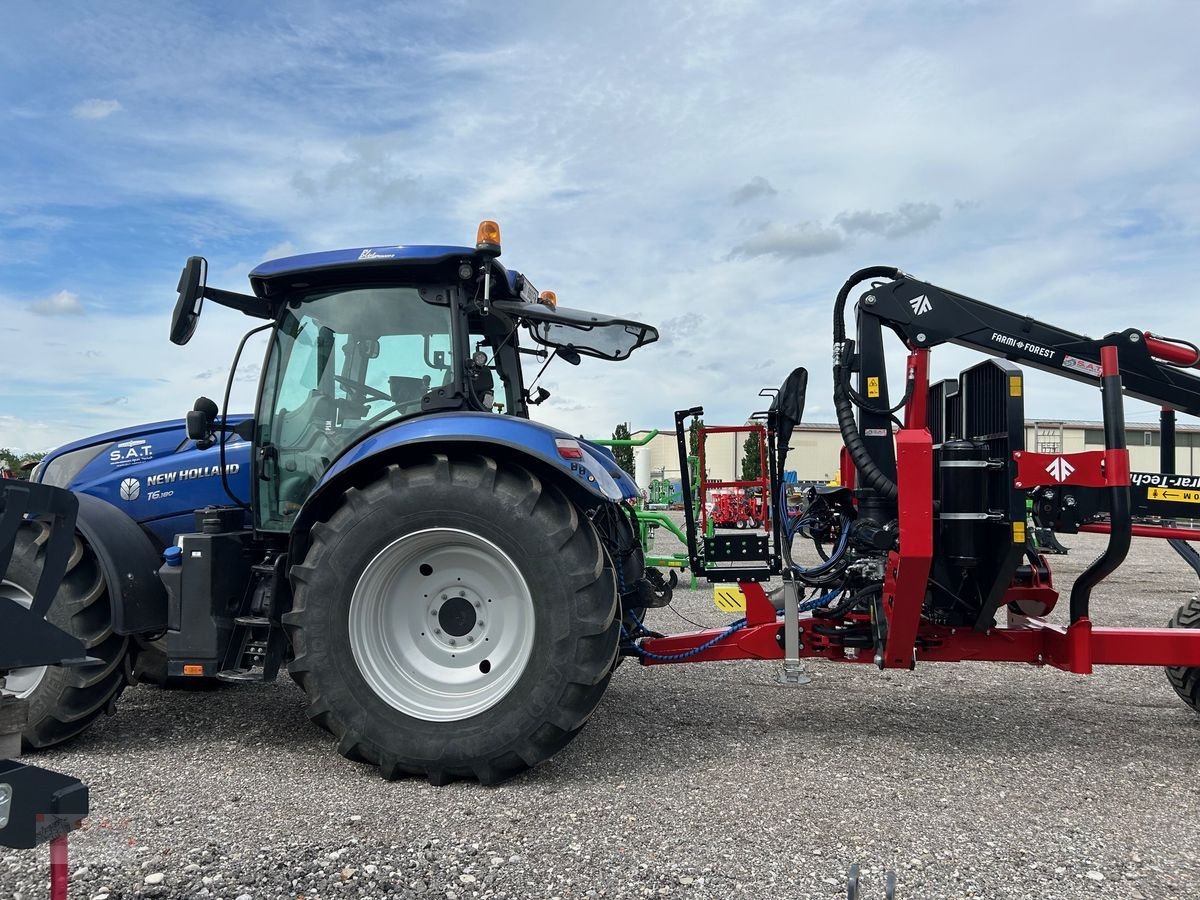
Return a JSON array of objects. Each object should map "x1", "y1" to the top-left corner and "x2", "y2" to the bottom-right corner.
[
  {"x1": 73, "y1": 493, "x2": 167, "y2": 635},
  {"x1": 288, "y1": 413, "x2": 638, "y2": 562}
]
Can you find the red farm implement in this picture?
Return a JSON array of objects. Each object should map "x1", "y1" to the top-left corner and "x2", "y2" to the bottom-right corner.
[
  {"x1": 635, "y1": 267, "x2": 1200, "y2": 702},
  {"x1": 698, "y1": 424, "x2": 770, "y2": 532}
]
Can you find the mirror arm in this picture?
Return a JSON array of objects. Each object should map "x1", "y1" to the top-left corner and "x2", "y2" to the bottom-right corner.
[{"x1": 204, "y1": 286, "x2": 272, "y2": 318}]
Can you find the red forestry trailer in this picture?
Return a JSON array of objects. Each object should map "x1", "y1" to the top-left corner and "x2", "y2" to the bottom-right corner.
[{"x1": 633, "y1": 267, "x2": 1200, "y2": 701}]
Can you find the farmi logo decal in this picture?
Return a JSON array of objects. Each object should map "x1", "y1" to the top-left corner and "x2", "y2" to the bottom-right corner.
[
  {"x1": 1045, "y1": 457, "x2": 1075, "y2": 483},
  {"x1": 909, "y1": 295, "x2": 932, "y2": 315}
]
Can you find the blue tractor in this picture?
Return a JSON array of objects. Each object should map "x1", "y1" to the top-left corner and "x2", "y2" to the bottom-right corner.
[{"x1": 5, "y1": 222, "x2": 660, "y2": 783}]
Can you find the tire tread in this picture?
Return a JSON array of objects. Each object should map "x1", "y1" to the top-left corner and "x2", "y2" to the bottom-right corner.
[
  {"x1": 1165, "y1": 595, "x2": 1200, "y2": 710},
  {"x1": 283, "y1": 454, "x2": 618, "y2": 784},
  {"x1": 9, "y1": 527, "x2": 129, "y2": 750}
]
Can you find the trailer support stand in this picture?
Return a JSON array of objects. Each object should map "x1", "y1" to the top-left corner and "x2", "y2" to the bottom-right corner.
[{"x1": 778, "y1": 579, "x2": 809, "y2": 686}]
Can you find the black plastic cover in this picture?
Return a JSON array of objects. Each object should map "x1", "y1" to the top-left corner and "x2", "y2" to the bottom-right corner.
[{"x1": 0, "y1": 758, "x2": 88, "y2": 849}]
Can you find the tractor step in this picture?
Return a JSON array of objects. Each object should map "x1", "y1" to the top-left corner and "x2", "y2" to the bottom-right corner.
[
  {"x1": 215, "y1": 557, "x2": 289, "y2": 684},
  {"x1": 234, "y1": 615, "x2": 272, "y2": 627}
]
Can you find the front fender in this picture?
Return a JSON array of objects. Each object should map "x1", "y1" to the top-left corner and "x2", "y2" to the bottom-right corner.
[
  {"x1": 291, "y1": 413, "x2": 638, "y2": 548},
  {"x1": 74, "y1": 492, "x2": 167, "y2": 635}
]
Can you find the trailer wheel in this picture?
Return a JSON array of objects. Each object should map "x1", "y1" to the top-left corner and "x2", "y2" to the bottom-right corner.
[
  {"x1": 1165, "y1": 594, "x2": 1200, "y2": 711},
  {"x1": 284, "y1": 454, "x2": 619, "y2": 784},
  {"x1": 0, "y1": 525, "x2": 129, "y2": 749}
]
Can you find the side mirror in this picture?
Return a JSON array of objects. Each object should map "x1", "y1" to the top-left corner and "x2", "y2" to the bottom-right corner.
[
  {"x1": 558, "y1": 347, "x2": 582, "y2": 366},
  {"x1": 186, "y1": 397, "x2": 219, "y2": 449},
  {"x1": 770, "y1": 367, "x2": 808, "y2": 474},
  {"x1": 527, "y1": 387, "x2": 551, "y2": 406},
  {"x1": 170, "y1": 257, "x2": 207, "y2": 346}
]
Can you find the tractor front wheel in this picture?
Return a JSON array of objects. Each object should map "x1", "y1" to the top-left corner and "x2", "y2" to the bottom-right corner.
[
  {"x1": 284, "y1": 454, "x2": 619, "y2": 784},
  {"x1": 1166, "y1": 594, "x2": 1200, "y2": 712},
  {"x1": 1, "y1": 525, "x2": 129, "y2": 749}
]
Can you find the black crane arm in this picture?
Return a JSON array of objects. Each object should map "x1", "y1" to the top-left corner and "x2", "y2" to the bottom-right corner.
[{"x1": 853, "y1": 272, "x2": 1200, "y2": 417}]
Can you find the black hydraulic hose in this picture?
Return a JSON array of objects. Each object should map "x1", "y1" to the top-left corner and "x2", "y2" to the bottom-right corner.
[
  {"x1": 832, "y1": 266, "x2": 901, "y2": 500},
  {"x1": 813, "y1": 584, "x2": 881, "y2": 619},
  {"x1": 1069, "y1": 350, "x2": 1131, "y2": 622},
  {"x1": 848, "y1": 375, "x2": 914, "y2": 416},
  {"x1": 220, "y1": 322, "x2": 273, "y2": 509}
]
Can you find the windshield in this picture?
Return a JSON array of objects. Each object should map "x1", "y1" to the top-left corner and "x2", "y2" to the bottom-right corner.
[{"x1": 255, "y1": 285, "x2": 454, "y2": 531}]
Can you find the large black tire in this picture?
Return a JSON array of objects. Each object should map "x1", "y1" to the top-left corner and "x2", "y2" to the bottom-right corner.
[
  {"x1": 1166, "y1": 594, "x2": 1200, "y2": 710},
  {"x1": 283, "y1": 453, "x2": 619, "y2": 784},
  {"x1": 1, "y1": 524, "x2": 129, "y2": 750}
]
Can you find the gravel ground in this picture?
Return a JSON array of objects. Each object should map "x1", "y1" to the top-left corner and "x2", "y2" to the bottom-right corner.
[{"x1": 4, "y1": 524, "x2": 1200, "y2": 900}]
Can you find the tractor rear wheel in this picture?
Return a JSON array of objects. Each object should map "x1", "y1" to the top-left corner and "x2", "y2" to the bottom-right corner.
[
  {"x1": 284, "y1": 454, "x2": 619, "y2": 784},
  {"x1": 1166, "y1": 594, "x2": 1200, "y2": 711},
  {"x1": 1, "y1": 525, "x2": 129, "y2": 749}
]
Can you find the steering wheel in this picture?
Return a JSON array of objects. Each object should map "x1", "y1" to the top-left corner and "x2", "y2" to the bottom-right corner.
[{"x1": 332, "y1": 373, "x2": 392, "y2": 404}]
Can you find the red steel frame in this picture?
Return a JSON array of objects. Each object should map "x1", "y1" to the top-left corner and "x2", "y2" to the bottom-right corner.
[
  {"x1": 642, "y1": 344, "x2": 1200, "y2": 673},
  {"x1": 697, "y1": 424, "x2": 771, "y2": 533}
]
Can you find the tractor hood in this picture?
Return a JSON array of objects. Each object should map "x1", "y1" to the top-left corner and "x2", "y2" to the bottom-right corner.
[{"x1": 35, "y1": 416, "x2": 253, "y2": 547}]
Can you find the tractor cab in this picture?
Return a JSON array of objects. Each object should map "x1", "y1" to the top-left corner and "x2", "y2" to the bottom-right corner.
[{"x1": 170, "y1": 221, "x2": 658, "y2": 532}]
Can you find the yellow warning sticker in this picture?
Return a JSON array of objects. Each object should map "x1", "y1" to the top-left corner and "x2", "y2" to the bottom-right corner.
[
  {"x1": 867, "y1": 376, "x2": 880, "y2": 398},
  {"x1": 713, "y1": 585, "x2": 746, "y2": 613},
  {"x1": 1012, "y1": 521, "x2": 1026, "y2": 544},
  {"x1": 1147, "y1": 487, "x2": 1200, "y2": 503},
  {"x1": 1009, "y1": 375, "x2": 1022, "y2": 397}
]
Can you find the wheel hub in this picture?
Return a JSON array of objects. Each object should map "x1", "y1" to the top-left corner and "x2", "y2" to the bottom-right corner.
[
  {"x1": 433, "y1": 592, "x2": 480, "y2": 640},
  {"x1": 0, "y1": 580, "x2": 47, "y2": 699},
  {"x1": 349, "y1": 527, "x2": 535, "y2": 722}
]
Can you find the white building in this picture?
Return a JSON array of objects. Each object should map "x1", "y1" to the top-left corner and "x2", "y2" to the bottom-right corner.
[{"x1": 631, "y1": 420, "x2": 1200, "y2": 484}]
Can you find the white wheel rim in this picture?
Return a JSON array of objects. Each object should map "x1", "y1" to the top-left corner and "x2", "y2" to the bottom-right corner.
[
  {"x1": 348, "y1": 527, "x2": 535, "y2": 722},
  {"x1": 0, "y1": 580, "x2": 48, "y2": 698}
]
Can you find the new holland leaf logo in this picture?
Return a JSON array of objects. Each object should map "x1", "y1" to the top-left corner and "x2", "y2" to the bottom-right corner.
[
  {"x1": 1045, "y1": 457, "x2": 1075, "y2": 483},
  {"x1": 119, "y1": 477, "x2": 140, "y2": 501},
  {"x1": 909, "y1": 295, "x2": 932, "y2": 315}
]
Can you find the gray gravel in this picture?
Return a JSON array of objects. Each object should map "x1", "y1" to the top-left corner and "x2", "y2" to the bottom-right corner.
[{"x1": 4, "y1": 526, "x2": 1200, "y2": 900}]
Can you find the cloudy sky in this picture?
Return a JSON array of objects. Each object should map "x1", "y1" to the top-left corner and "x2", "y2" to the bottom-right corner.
[{"x1": 2, "y1": 0, "x2": 1199, "y2": 452}]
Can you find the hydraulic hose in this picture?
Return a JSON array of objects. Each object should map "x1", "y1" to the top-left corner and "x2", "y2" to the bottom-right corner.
[
  {"x1": 832, "y1": 266, "x2": 901, "y2": 500},
  {"x1": 219, "y1": 322, "x2": 273, "y2": 509}
]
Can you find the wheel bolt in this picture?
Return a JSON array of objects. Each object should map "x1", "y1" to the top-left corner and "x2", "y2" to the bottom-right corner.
[
  {"x1": 458, "y1": 590, "x2": 466, "y2": 598},
  {"x1": 477, "y1": 621, "x2": 485, "y2": 628},
  {"x1": 433, "y1": 628, "x2": 441, "y2": 635},
  {"x1": 448, "y1": 638, "x2": 457, "y2": 646}
]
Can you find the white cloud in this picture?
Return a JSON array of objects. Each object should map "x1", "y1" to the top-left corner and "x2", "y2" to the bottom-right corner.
[
  {"x1": 835, "y1": 203, "x2": 942, "y2": 239},
  {"x1": 730, "y1": 221, "x2": 846, "y2": 260},
  {"x1": 3, "y1": 0, "x2": 1200, "y2": 449},
  {"x1": 730, "y1": 176, "x2": 777, "y2": 206},
  {"x1": 28, "y1": 289, "x2": 85, "y2": 316},
  {"x1": 70, "y1": 98, "x2": 122, "y2": 120}
]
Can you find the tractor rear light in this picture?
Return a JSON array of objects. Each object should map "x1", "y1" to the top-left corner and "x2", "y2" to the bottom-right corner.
[
  {"x1": 555, "y1": 439, "x2": 584, "y2": 460},
  {"x1": 475, "y1": 220, "x2": 502, "y2": 256},
  {"x1": 182, "y1": 664, "x2": 205, "y2": 677},
  {"x1": 538, "y1": 290, "x2": 557, "y2": 309}
]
